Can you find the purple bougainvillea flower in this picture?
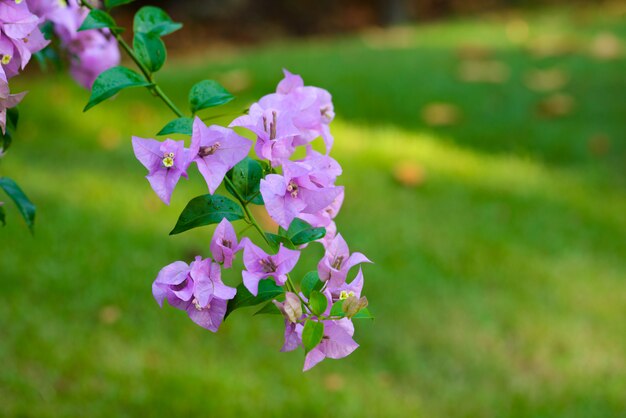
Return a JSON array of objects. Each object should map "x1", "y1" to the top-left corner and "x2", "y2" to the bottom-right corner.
[
  {"x1": 260, "y1": 159, "x2": 343, "y2": 229},
  {"x1": 301, "y1": 318, "x2": 359, "y2": 371},
  {"x1": 281, "y1": 320, "x2": 304, "y2": 352},
  {"x1": 318, "y1": 233, "x2": 371, "y2": 287},
  {"x1": 190, "y1": 117, "x2": 252, "y2": 194},
  {"x1": 69, "y1": 30, "x2": 120, "y2": 89},
  {"x1": 241, "y1": 239, "x2": 300, "y2": 296},
  {"x1": 210, "y1": 218, "x2": 242, "y2": 268},
  {"x1": 152, "y1": 256, "x2": 236, "y2": 332},
  {"x1": 0, "y1": 0, "x2": 48, "y2": 78},
  {"x1": 230, "y1": 103, "x2": 299, "y2": 167},
  {"x1": 0, "y1": 68, "x2": 25, "y2": 134},
  {"x1": 259, "y1": 69, "x2": 335, "y2": 152},
  {"x1": 37, "y1": 0, "x2": 120, "y2": 89},
  {"x1": 324, "y1": 267, "x2": 364, "y2": 304},
  {"x1": 132, "y1": 136, "x2": 196, "y2": 205}
]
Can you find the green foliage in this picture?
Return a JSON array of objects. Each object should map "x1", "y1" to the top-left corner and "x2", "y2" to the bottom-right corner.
[
  {"x1": 1, "y1": 108, "x2": 18, "y2": 152},
  {"x1": 308, "y1": 291, "x2": 327, "y2": 316},
  {"x1": 188, "y1": 80, "x2": 234, "y2": 114},
  {"x1": 0, "y1": 177, "x2": 35, "y2": 232},
  {"x1": 78, "y1": 9, "x2": 117, "y2": 32},
  {"x1": 0, "y1": 205, "x2": 5, "y2": 226},
  {"x1": 225, "y1": 280, "x2": 284, "y2": 318},
  {"x1": 253, "y1": 300, "x2": 282, "y2": 316},
  {"x1": 105, "y1": 0, "x2": 135, "y2": 9},
  {"x1": 281, "y1": 218, "x2": 326, "y2": 246},
  {"x1": 300, "y1": 271, "x2": 324, "y2": 299},
  {"x1": 169, "y1": 194, "x2": 244, "y2": 235},
  {"x1": 157, "y1": 117, "x2": 193, "y2": 136},
  {"x1": 225, "y1": 157, "x2": 264, "y2": 204},
  {"x1": 134, "y1": 32, "x2": 166, "y2": 73},
  {"x1": 302, "y1": 320, "x2": 324, "y2": 353},
  {"x1": 84, "y1": 66, "x2": 151, "y2": 111},
  {"x1": 133, "y1": 6, "x2": 182, "y2": 37},
  {"x1": 265, "y1": 232, "x2": 296, "y2": 251}
]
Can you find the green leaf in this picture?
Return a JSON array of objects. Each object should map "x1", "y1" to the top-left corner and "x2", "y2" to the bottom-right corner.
[
  {"x1": 134, "y1": 6, "x2": 182, "y2": 37},
  {"x1": 105, "y1": 0, "x2": 135, "y2": 9},
  {"x1": 188, "y1": 80, "x2": 234, "y2": 114},
  {"x1": 330, "y1": 301, "x2": 345, "y2": 317},
  {"x1": 265, "y1": 233, "x2": 295, "y2": 251},
  {"x1": 7, "y1": 107, "x2": 18, "y2": 131},
  {"x1": 309, "y1": 291, "x2": 328, "y2": 316},
  {"x1": 286, "y1": 218, "x2": 326, "y2": 246},
  {"x1": 157, "y1": 117, "x2": 193, "y2": 136},
  {"x1": 253, "y1": 300, "x2": 282, "y2": 316},
  {"x1": 133, "y1": 32, "x2": 166, "y2": 73},
  {"x1": 169, "y1": 194, "x2": 244, "y2": 235},
  {"x1": 300, "y1": 271, "x2": 323, "y2": 299},
  {"x1": 84, "y1": 66, "x2": 151, "y2": 111},
  {"x1": 225, "y1": 157, "x2": 264, "y2": 204},
  {"x1": 352, "y1": 307, "x2": 374, "y2": 319},
  {"x1": 1, "y1": 131, "x2": 11, "y2": 153},
  {"x1": 78, "y1": 9, "x2": 116, "y2": 32},
  {"x1": 302, "y1": 320, "x2": 324, "y2": 353},
  {"x1": 0, "y1": 177, "x2": 35, "y2": 232},
  {"x1": 0, "y1": 205, "x2": 5, "y2": 226},
  {"x1": 225, "y1": 279, "x2": 284, "y2": 318}
]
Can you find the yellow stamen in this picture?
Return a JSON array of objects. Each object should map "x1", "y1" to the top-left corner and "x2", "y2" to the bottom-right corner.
[
  {"x1": 339, "y1": 290, "x2": 355, "y2": 300},
  {"x1": 1, "y1": 55, "x2": 12, "y2": 65}
]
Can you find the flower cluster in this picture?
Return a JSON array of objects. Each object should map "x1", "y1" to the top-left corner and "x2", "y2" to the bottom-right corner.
[
  {"x1": 0, "y1": 0, "x2": 119, "y2": 137},
  {"x1": 135, "y1": 70, "x2": 372, "y2": 371},
  {"x1": 0, "y1": 0, "x2": 49, "y2": 133}
]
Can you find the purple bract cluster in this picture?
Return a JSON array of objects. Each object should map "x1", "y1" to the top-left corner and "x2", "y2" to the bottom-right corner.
[
  {"x1": 0, "y1": 0, "x2": 119, "y2": 133},
  {"x1": 134, "y1": 70, "x2": 371, "y2": 371}
]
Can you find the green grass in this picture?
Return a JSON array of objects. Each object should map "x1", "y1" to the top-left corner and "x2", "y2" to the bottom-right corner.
[{"x1": 2, "y1": 4, "x2": 626, "y2": 417}]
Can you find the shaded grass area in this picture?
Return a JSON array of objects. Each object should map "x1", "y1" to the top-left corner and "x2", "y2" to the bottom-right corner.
[{"x1": 2, "y1": 4, "x2": 626, "y2": 417}]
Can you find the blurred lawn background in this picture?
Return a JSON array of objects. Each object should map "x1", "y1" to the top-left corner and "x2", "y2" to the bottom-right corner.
[{"x1": 2, "y1": 2, "x2": 626, "y2": 417}]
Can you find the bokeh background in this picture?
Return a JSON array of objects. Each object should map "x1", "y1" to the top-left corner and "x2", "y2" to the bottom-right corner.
[{"x1": 2, "y1": 0, "x2": 626, "y2": 416}]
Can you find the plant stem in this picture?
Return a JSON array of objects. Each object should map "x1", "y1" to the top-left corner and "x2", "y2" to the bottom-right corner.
[{"x1": 79, "y1": 0, "x2": 184, "y2": 118}]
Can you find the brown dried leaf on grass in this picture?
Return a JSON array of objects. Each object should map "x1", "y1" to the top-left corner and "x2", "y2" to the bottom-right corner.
[
  {"x1": 393, "y1": 162, "x2": 426, "y2": 188},
  {"x1": 218, "y1": 69, "x2": 252, "y2": 93},
  {"x1": 361, "y1": 26, "x2": 417, "y2": 50},
  {"x1": 587, "y1": 134, "x2": 611, "y2": 157},
  {"x1": 524, "y1": 68, "x2": 569, "y2": 92},
  {"x1": 99, "y1": 305, "x2": 121, "y2": 325},
  {"x1": 590, "y1": 32, "x2": 622, "y2": 60},
  {"x1": 421, "y1": 102, "x2": 461, "y2": 127},
  {"x1": 525, "y1": 35, "x2": 578, "y2": 58},
  {"x1": 458, "y1": 60, "x2": 510, "y2": 83},
  {"x1": 536, "y1": 93, "x2": 575, "y2": 118},
  {"x1": 505, "y1": 19, "x2": 530, "y2": 44}
]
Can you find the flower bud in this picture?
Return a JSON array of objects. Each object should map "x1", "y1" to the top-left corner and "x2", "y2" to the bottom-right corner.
[
  {"x1": 273, "y1": 292, "x2": 303, "y2": 323},
  {"x1": 342, "y1": 295, "x2": 368, "y2": 318}
]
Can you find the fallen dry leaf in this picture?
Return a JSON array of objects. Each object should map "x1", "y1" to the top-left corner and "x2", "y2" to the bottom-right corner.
[
  {"x1": 456, "y1": 44, "x2": 494, "y2": 60},
  {"x1": 537, "y1": 93, "x2": 575, "y2": 118},
  {"x1": 506, "y1": 19, "x2": 530, "y2": 44},
  {"x1": 421, "y1": 102, "x2": 461, "y2": 126},
  {"x1": 393, "y1": 162, "x2": 426, "y2": 188},
  {"x1": 524, "y1": 68, "x2": 569, "y2": 92},
  {"x1": 590, "y1": 32, "x2": 622, "y2": 60},
  {"x1": 458, "y1": 60, "x2": 510, "y2": 83},
  {"x1": 525, "y1": 36, "x2": 578, "y2": 58},
  {"x1": 587, "y1": 134, "x2": 611, "y2": 156},
  {"x1": 218, "y1": 69, "x2": 252, "y2": 93},
  {"x1": 324, "y1": 373, "x2": 345, "y2": 391},
  {"x1": 98, "y1": 126, "x2": 122, "y2": 150},
  {"x1": 99, "y1": 305, "x2": 121, "y2": 325}
]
